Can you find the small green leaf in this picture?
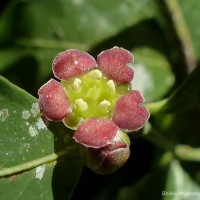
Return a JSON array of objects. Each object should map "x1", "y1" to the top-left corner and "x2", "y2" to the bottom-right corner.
[{"x1": 164, "y1": 160, "x2": 200, "y2": 200}]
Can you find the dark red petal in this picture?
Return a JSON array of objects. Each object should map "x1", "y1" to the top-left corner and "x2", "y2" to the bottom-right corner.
[
  {"x1": 73, "y1": 118, "x2": 119, "y2": 148},
  {"x1": 97, "y1": 47, "x2": 134, "y2": 83},
  {"x1": 38, "y1": 79, "x2": 70, "y2": 121},
  {"x1": 112, "y1": 90, "x2": 150, "y2": 131},
  {"x1": 53, "y1": 49, "x2": 97, "y2": 80}
]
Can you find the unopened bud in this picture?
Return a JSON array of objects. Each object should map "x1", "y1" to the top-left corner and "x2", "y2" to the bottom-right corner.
[{"x1": 73, "y1": 118, "x2": 130, "y2": 174}]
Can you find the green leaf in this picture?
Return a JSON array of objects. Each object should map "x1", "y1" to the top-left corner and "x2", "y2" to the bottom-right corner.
[
  {"x1": 0, "y1": 0, "x2": 155, "y2": 92},
  {"x1": 0, "y1": 0, "x2": 155, "y2": 46},
  {"x1": 0, "y1": 164, "x2": 54, "y2": 200},
  {"x1": 0, "y1": 75, "x2": 55, "y2": 199},
  {"x1": 164, "y1": 160, "x2": 200, "y2": 200},
  {"x1": 0, "y1": 76, "x2": 82, "y2": 199},
  {"x1": 0, "y1": 76, "x2": 54, "y2": 168},
  {"x1": 131, "y1": 48, "x2": 175, "y2": 102},
  {"x1": 115, "y1": 160, "x2": 200, "y2": 200}
]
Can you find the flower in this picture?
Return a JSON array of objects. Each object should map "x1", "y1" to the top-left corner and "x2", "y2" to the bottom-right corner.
[{"x1": 38, "y1": 47, "x2": 150, "y2": 174}]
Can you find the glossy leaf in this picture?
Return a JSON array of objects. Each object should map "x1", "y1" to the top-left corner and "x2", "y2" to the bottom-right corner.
[
  {"x1": 114, "y1": 160, "x2": 200, "y2": 200},
  {"x1": 0, "y1": 164, "x2": 54, "y2": 200},
  {"x1": 0, "y1": 76, "x2": 54, "y2": 167},
  {"x1": 0, "y1": 0, "x2": 155, "y2": 92},
  {"x1": 0, "y1": 76, "x2": 82, "y2": 199},
  {"x1": 164, "y1": 160, "x2": 200, "y2": 200}
]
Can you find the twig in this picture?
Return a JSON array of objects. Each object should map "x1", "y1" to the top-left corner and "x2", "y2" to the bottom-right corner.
[{"x1": 155, "y1": 0, "x2": 197, "y2": 83}]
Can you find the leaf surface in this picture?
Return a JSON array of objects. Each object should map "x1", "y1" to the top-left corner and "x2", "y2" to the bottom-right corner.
[{"x1": 0, "y1": 76, "x2": 81, "y2": 199}]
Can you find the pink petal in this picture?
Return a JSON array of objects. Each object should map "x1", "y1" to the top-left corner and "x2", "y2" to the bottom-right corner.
[
  {"x1": 52, "y1": 49, "x2": 97, "y2": 80},
  {"x1": 112, "y1": 90, "x2": 150, "y2": 131},
  {"x1": 38, "y1": 79, "x2": 71, "y2": 121},
  {"x1": 73, "y1": 118, "x2": 119, "y2": 148},
  {"x1": 97, "y1": 47, "x2": 134, "y2": 83}
]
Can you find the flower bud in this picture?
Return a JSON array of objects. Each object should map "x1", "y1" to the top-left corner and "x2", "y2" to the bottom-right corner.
[{"x1": 73, "y1": 118, "x2": 130, "y2": 174}]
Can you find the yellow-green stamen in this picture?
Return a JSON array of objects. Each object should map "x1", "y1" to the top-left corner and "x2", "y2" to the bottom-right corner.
[{"x1": 61, "y1": 69, "x2": 130, "y2": 129}]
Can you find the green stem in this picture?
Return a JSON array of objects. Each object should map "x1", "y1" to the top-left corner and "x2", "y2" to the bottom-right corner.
[
  {"x1": 145, "y1": 99, "x2": 168, "y2": 115},
  {"x1": 0, "y1": 146, "x2": 76, "y2": 178},
  {"x1": 143, "y1": 123, "x2": 175, "y2": 151},
  {"x1": 143, "y1": 123, "x2": 200, "y2": 162},
  {"x1": 165, "y1": 0, "x2": 196, "y2": 71},
  {"x1": 175, "y1": 145, "x2": 200, "y2": 162},
  {"x1": 155, "y1": 0, "x2": 196, "y2": 83}
]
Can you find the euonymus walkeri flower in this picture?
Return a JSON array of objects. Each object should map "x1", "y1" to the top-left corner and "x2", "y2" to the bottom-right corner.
[{"x1": 38, "y1": 47, "x2": 150, "y2": 174}]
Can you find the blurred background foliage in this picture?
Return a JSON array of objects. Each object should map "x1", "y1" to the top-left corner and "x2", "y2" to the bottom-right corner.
[{"x1": 0, "y1": 0, "x2": 200, "y2": 199}]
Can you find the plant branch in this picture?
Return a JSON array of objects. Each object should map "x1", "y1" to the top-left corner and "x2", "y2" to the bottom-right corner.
[
  {"x1": 155, "y1": 0, "x2": 197, "y2": 83},
  {"x1": 166, "y1": 0, "x2": 196, "y2": 70},
  {"x1": 175, "y1": 145, "x2": 200, "y2": 162}
]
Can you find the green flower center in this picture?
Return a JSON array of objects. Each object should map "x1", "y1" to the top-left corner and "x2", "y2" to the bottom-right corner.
[{"x1": 61, "y1": 69, "x2": 131, "y2": 129}]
